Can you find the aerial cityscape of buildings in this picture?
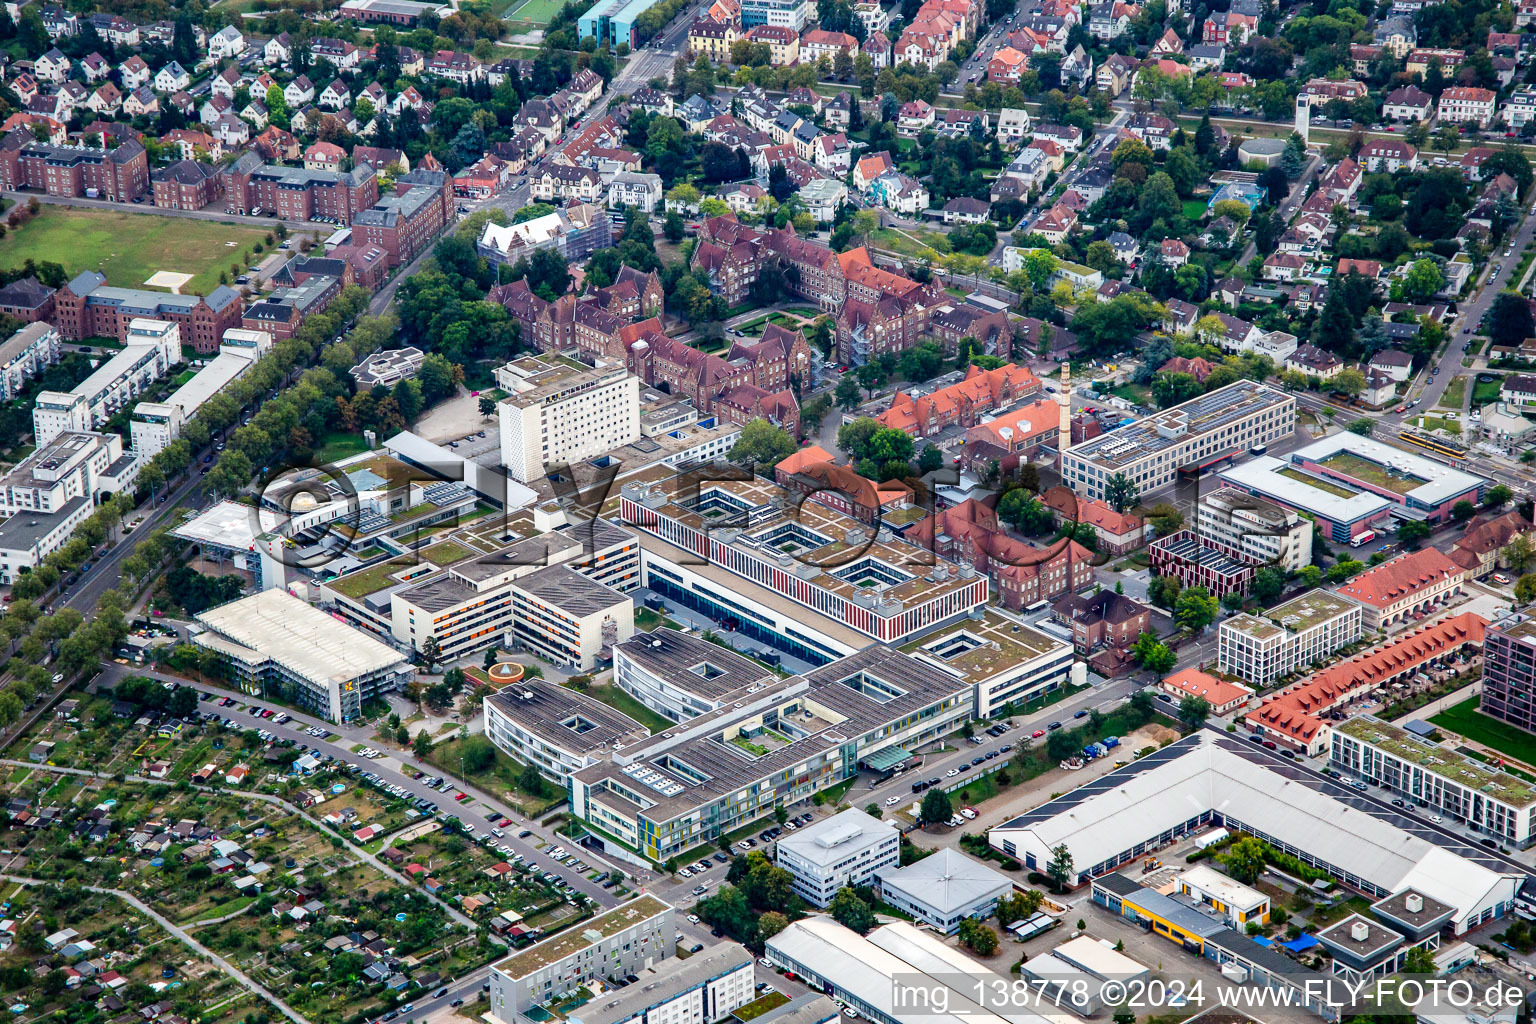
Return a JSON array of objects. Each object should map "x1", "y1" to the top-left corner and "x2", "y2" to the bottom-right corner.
[{"x1": 8, "y1": 0, "x2": 1536, "y2": 1022}]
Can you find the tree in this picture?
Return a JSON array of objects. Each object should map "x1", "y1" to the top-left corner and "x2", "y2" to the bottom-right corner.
[
  {"x1": 1104, "y1": 473, "x2": 1139, "y2": 514},
  {"x1": 1397, "y1": 519, "x2": 1432, "y2": 548},
  {"x1": 1315, "y1": 292, "x2": 1357, "y2": 352},
  {"x1": 1503, "y1": 534, "x2": 1535, "y2": 572},
  {"x1": 1153, "y1": 371, "x2": 1204, "y2": 409},
  {"x1": 828, "y1": 886, "x2": 875, "y2": 934},
  {"x1": 1175, "y1": 586, "x2": 1218, "y2": 632},
  {"x1": 836, "y1": 376, "x2": 863, "y2": 410},
  {"x1": 958, "y1": 918, "x2": 998, "y2": 955},
  {"x1": 729, "y1": 419, "x2": 797, "y2": 468},
  {"x1": 1251, "y1": 566, "x2": 1286, "y2": 605},
  {"x1": 1221, "y1": 836, "x2": 1268, "y2": 884},
  {"x1": 1402, "y1": 259, "x2": 1444, "y2": 303},
  {"x1": 1329, "y1": 368, "x2": 1367, "y2": 398},
  {"x1": 918, "y1": 445, "x2": 945, "y2": 473},
  {"x1": 1178, "y1": 696, "x2": 1212, "y2": 731},
  {"x1": 1132, "y1": 632, "x2": 1176, "y2": 674},
  {"x1": 1490, "y1": 291, "x2": 1536, "y2": 346},
  {"x1": 838, "y1": 416, "x2": 880, "y2": 458},
  {"x1": 759, "y1": 911, "x2": 789, "y2": 941},
  {"x1": 921, "y1": 787, "x2": 952, "y2": 825},
  {"x1": 1434, "y1": 122, "x2": 1461, "y2": 155},
  {"x1": 518, "y1": 762, "x2": 548, "y2": 797},
  {"x1": 412, "y1": 729, "x2": 433, "y2": 758},
  {"x1": 420, "y1": 635, "x2": 442, "y2": 671},
  {"x1": 1402, "y1": 945, "x2": 1438, "y2": 975},
  {"x1": 1046, "y1": 843, "x2": 1074, "y2": 891},
  {"x1": 1146, "y1": 503, "x2": 1184, "y2": 536},
  {"x1": 1047, "y1": 728, "x2": 1077, "y2": 761},
  {"x1": 1516, "y1": 574, "x2": 1536, "y2": 606},
  {"x1": 1147, "y1": 573, "x2": 1181, "y2": 611},
  {"x1": 1346, "y1": 418, "x2": 1375, "y2": 436},
  {"x1": 1452, "y1": 500, "x2": 1477, "y2": 522},
  {"x1": 1487, "y1": 484, "x2": 1514, "y2": 508}
]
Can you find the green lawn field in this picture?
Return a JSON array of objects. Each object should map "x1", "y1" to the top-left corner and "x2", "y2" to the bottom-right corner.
[
  {"x1": 504, "y1": 0, "x2": 564, "y2": 22},
  {"x1": 0, "y1": 207, "x2": 273, "y2": 295},
  {"x1": 1430, "y1": 696, "x2": 1536, "y2": 766}
]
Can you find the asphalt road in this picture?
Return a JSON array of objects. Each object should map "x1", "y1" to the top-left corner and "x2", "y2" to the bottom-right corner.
[{"x1": 1383, "y1": 200, "x2": 1536, "y2": 426}]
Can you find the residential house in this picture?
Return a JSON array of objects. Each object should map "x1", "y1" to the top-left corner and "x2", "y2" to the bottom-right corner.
[
  {"x1": 1383, "y1": 84, "x2": 1433, "y2": 121},
  {"x1": 208, "y1": 26, "x2": 247, "y2": 59},
  {"x1": 154, "y1": 62, "x2": 190, "y2": 94},
  {"x1": 1439, "y1": 87, "x2": 1496, "y2": 128}
]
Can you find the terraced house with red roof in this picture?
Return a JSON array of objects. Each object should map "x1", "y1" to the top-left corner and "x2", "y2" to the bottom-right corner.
[
  {"x1": 1335, "y1": 547, "x2": 1466, "y2": 631},
  {"x1": 877, "y1": 362, "x2": 1041, "y2": 438},
  {"x1": 1246, "y1": 611, "x2": 1486, "y2": 754}
]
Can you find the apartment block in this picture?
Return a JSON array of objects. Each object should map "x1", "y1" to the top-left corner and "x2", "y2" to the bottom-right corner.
[
  {"x1": 565, "y1": 946, "x2": 755, "y2": 1024},
  {"x1": 487, "y1": 896, "x2": 674, "y2": 1022},
  {"x1": 0, "y1": 429, "x2": 131, "y2": 518},
  {"x1": 242, "y1": 255, "x2": 351, "y2": 341},
  {"x1": 353, "y1": 167, "x2": 454, "y2": 268},
  {"x1": 775, "y1": 809, "x2": 899, "y2": 907},
  {"x1": 221, "y1": 152, "x2": 378, "y2": 224},
  {"x1": 1332, "y1": 716, "x2": 1536, "y2": 846},
  {"x1": 130, "y1": 328, "x2": 271, "y2": 456},
  {"x1": 52, "y1": 272, "x2": 242, "y2": 352},
  {"x1": 1335, "y1": 547, "x2": 1464, "y2": 631},
  {"x1": 1218, "y1": 590, "x2": 1363, "y2": 685},
  {"x1": 1480, "y1": 615, "x2": 1536, "y2": 734},
  {"x1": 1197, "y1": 487, "x2": 1312, "y2": 573},
  {"x1": 1061, "y1": 381, "x2": 1296, "y2": 501},
  {"x1": 0, "y1": 323, "x2": 61, "y2": 401},
  {"x1": 497, "y1": 354, "x2": 640, "y2": 484},
  {"x1": 34, "y1": 318, "x2": 182, "y2": 445},
  {"x1": 0, "y1": 133, "x2": 149, "y2": 202}
]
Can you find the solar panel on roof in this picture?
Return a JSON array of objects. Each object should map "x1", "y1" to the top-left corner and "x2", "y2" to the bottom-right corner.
[
  {"x1": 424, "y1": 482, "x2": 470, "y2": 506},
  {"x1": 354, "y1": 510, "x2": 390, "y2": 534}
]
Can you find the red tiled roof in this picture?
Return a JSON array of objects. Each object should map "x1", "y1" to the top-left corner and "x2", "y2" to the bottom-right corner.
[
  {"x1": 774, "y1": 444, "x2": 834, "y2": 477},
  {"x1": 1335, "y1": 547, "x2": 1460, "y2": 609},
  {"x1": 1245, "y1": 611, "x2": 1487, "y2": 741},
  {"x1": 1164, "y1": 668, "x2": 1252, "y2": 708},
  {"x1": 876, "y1": 363, "x2": 1039, "y2": 433}
]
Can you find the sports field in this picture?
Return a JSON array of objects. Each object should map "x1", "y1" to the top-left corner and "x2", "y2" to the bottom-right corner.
[
  {"x1": 503, "y1": 0, "x2": 564, "y2": 22},
  {"x1": 0, "y1": 207, "x2": 273, "y2": 295}
]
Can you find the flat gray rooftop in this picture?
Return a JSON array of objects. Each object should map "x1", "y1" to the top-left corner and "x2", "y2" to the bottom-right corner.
[
  {"x1": 485, "y1": 678, "x2": 647, "y2": 753},
  {"x1": 569, "y1": 944, "x2": 751, "y2": 1024},
  {"x1": 614, "y1": 627, "x2": 776, "y2": 701}
]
